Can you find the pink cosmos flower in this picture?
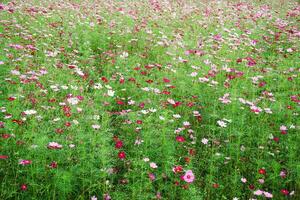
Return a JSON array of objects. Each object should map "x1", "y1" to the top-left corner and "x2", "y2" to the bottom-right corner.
[
  {"x1": 47, "y1": 142, "x2": 63, "y2": 149},
  {"x1": 176, "y1": 136, "x2": 185, "y2": 142},
  {"x1": 258, "y1": 179, "x2": 265, "y2": 184},
  {"x1": 263, "y1": 191, "x2": 273, "y2": 198},
  {"x1": 148, "y1": 173, "x2": 156, "y2": 181},
  {"x1": 183, "y1": 170, "x2": 195, "y2": 183},
  {"x1": 254, "y1": 190, "x2": 263, "y2": 196},
  {"x1": 104, "y1": 194, "x2": 111, "y2": 200},
  {"x1": 20, "y1": 184, "x2": 27, "y2": 191},
  {"x1": 150, "y1": 162, "x2": 158, "y2": 169},
  {"x1": 219, "y1": 93, "x2": 231, "y2": 104},
  {"x1": 173, "y1": 165, "x2": 183, "y2": 173},
  {"x1": 213, "y1": 34, "x2": 222, "y2": 41},
  {"x1": 19, "y1": 159, "x2": 32, "y2": 165},
  {"x1": 0, "y1": 155, "x2": 9, "y2": 159},
  {"x1": 280, "y1": 170, "x2": 287, "y2": 178}
]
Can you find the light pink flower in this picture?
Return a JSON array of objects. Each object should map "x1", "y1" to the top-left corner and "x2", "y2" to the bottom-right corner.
[
  {"x1": 280, "y1": 125, "x2": 287, "y2": 131},
  {"x1": 241, "y1": 177, "x2": 247, "y2": 183},
  {"x1": 263, "y1": 191, "x2": 273, "y2": 198},
  {"x1": 183, "y1": 170, "x2": 195, "y2": 183},
  {"x1": 150, "y1": 162, "x2": 158, "y2": 169},
  {"x1": 254, "y1": 190, "x2": 263, "y2": 196},
  {"x1": 258, "y1": 179, "x2": 264, "y2": 184},
  {"x1": 201, "y1": 138, "x2": 209, "y2": 145},
  {"x1": 47, "y1": 142, "x2": 63, "y2": 149}
]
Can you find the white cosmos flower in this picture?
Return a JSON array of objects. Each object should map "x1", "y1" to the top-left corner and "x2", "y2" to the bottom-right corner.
[
  {"x1": 167, "y1": 98, "x2": 176, "y2": 105},
  {"x1": 94, "y1": 83, "x2": 103, "y2": 89},
  {"x1": 183, "y1": 121, "x2": 190, "y2": 126},
  {"x1": 67, "y1": 97, "x2": 79, "y2": 105},
  {"x1": 92, "y1": 124, "x2": 101, "y2": 129},
  {"x1": 128, "y1": 100, "x2": 135, "y2": 105},
  {"x1": 190, "y1": 72, "x2": 198, "y2": 77},
  {"x1": 24, "y1": 110, "x2": 37, "y2": 115},
  {"x1": 201, "y1": 138, "x2": 209, "y2": 144},
  {"x1": 173, "y1": 114, "x2": 181, "y2": 119},
  {"x1": 217, "y1": 120, "x2": 227, "y2": 127},
  {"x1": 107, "y1": 90, "x2": 115, "y2": 97}
]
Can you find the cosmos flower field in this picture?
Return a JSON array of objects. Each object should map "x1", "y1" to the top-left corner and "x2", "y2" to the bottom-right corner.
[{"x1": 0, "y1": 0, "x2": 300, "y2": 199}]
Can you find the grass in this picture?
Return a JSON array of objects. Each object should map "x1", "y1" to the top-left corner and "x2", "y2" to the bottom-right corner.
[{"x1": 0, "y1": 0, "x2": 300, "y2": 199}]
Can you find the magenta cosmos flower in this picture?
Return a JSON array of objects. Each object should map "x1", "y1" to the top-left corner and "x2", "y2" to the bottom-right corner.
[
  {"x1": 19, "y1": 159, "x2": 32, "y2": 165},
  {"x1": 183, "y1": 170, "x2": 195, "y2": 183}
]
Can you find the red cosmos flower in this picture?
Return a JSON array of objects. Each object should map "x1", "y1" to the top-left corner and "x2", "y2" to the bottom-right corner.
[
  {"x1": 184, "y1": 157, "x2": 190, "y2": 163},
  {"x1": 20, "y1": 184, "x2": 27, "y2": 191},
  {"x1": 68, "y1": 65, "x2": 76, "y2": 69},
  {"x1": 224, "y1": 81, "x2": 230, "y2": 88},
  {"x1": 139, "y1": 103, "x2": 145, "y2": 108},
  {"x1": 101, "y1": 77, "x2": 109, "y2": 83},
  {"x1": 12, "y1": 119, "x2": 23, "y2": 125},
  {"x1": 16, "y1": 140, "x2": 25, "y2": 145},
  {"x1": 236, "y1": 58, "x2": 243, "y2": 63},
  {"x1": 196, "y1": 116, "x2": 202, "y2": 122},
  {"x1": 273, "y1": 137, "x2": 279, "y2": 142},
  {"x1": 187, "y1": 102, "x2": 194, "y2": 107},
  {"x1": 63, "y1": 105, "x2": 71, "y2": 112},
  {"x1": 189, "y1": 149, "x2": 196, "y2": 156},
  {"x1": 258, "y1": 168, "x2": 266, "y2": 175},
  {"x1": 2, "y1": 134, "x2": 11, "y2": 139},
  {"x1": 49, "y1": 98, "x2": 56, "y2": 103},
  {"x1": 113, "y1": 135, "x2": 119, "y2": 142},
  {"x1": 119, "y1": 78, "x2": 125, "y2": 84},
  {"x1": 115, "y1": 140, "x2": 123, "y2": 149},
  {"x1": 176, "y1": 136, "x2": 185, "y2": 142},
  {"x1": 55, "y1": 128, "x2": 64, "y2": 134},
  {"x1": 246, "y1": 57, "x2": 256, "y2": 66},
  {"x1": 173, "y1": 101, "x2": 182, "y2": 108},
  {"x1": 281, "y1": 130, "x2": 287, "y2": 135},
  {"x1": 281, "y1": 189, "x2": 289, "y2": 195},
  {"x1": 258, "y1": 81, "x2": 266, "y2": 87},
  {"x1": 182, "y1": 184, "x2": 189, "y2": 189},
  {"x1": 65, "y1": 122, "x2": 71, "y2": 127},
  {"x1": 8, "y1": 96, "x2": 16, "y2": 101},
  {"x1": 76, "y1": 95, "x2": 84, "y2": 101},
  {"x1": 0, "y1": 155, "x2": 8, "y2": 159},
  {"x1": 162, "y1": 90, "x2": 171, "y2": 95},
  {"x1": 173, "y1": 165, "x2": 183, "y2": 173},
  {"x1": 136, "y1": 120, "x2": 143, "y2": 124},
  {"x1": 49, "y1": 161, "x2": 58, "y2": 168},
  {"x1": 227, "y1": 74, "x2": 236, "y2": 80},
  {"x1": 118, "y1": 151, "x2": 126, "y2": 159},
  {"x1": 212, "y1": 183, "x2": 219, "y2": 188},
  {"x1": 128, "y1": 77, "x2": 136, "y2": 82},
  {"x1": 117, "y1": 100, "x2": 124, "y2": 105},
  {"x1": 249, "y1": 184, "x2": 255, "y2": 190},
  {"x1": 163, "y1": 78, "x2": 170, "y2": 83}
]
